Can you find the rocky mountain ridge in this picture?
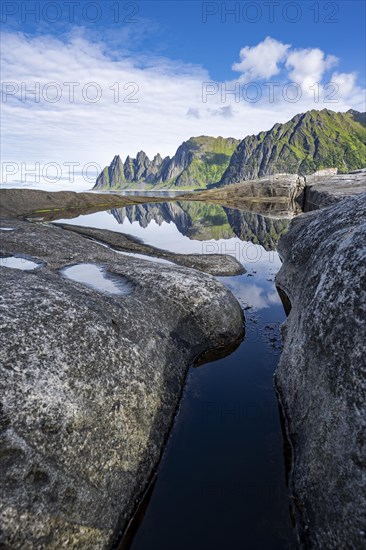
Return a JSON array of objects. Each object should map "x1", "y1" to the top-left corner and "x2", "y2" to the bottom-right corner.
[
  {"x1": 219, "y1": 109, "x2": 366, "y2": 185},
  {"x1": 94, "y1": 136, "x2": 239, "y2": 190},
  {"x1": 94, "y1": 109, "x2": 366, "y2": 190}
]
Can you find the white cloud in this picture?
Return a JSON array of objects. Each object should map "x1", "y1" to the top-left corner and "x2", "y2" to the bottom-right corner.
[
  {"x1": 285, "y1": 48, "x2": 338, "y2": 93},
  {"x1": 232, "y1": 36, "x2": 290, "y2": 81},
  {"x1": 1, "y1": 32, "x2": 214, "y2": 167},
  {"x1": 330, "y1": 72, "x2": 359, "y2": 97},
  {"x1": 224, "y1": 281, "x2": 281, "y2": 310},
  {"x1": 1, "y1": 32, "x2": 365, "y2": 190}
]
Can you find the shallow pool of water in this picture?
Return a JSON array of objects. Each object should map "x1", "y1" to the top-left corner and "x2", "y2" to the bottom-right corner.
[
  {"x1": 57, "y1": 201, "x2": 297, "y2": 548},
  {"x1": 0, "y1": 255, "x2": 41, "y2": 270},
  {"x1": 128, "y1": 281, "x2": 294, "y2": 550},
  {"x1": 61, "y1": 263, "x2": 134, "y2": 295}
]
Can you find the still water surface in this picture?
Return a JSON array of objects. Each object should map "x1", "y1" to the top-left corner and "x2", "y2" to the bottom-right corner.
[
  {"x1": 61, "y1": 263, "x2": 134, "y2": 295},
  {"x1": 57, "y1": 201, "x2": 297, "y2": 549}
]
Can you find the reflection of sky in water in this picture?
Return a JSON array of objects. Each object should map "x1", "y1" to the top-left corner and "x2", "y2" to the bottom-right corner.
[
  {"x1": 57, "y1": 202, "x2": 294, "y2": 547},
  {"x1": 59, "y1": 212, "x2": 192, "y2": 249},
  {"x1": 0, "y1": 256, "x2": 40, "y2": 271},
  {"x1": 57, "y1": 209, "x2": 283, "y2": 276},
  {"x1": 61, "y1": 263, "x2": 133, "y2": 295},
  {"x1": 220, "y1": 276, "x2": 281, "y2": 310}
]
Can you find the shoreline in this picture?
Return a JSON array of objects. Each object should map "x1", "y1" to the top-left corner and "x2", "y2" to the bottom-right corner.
[
  {"x1": 1, "y1": 169, "x2": 364, "y2": 547},
  {"x1": 275, "y1": 189, "x2": 366, "y2": 547},
  {"x1": 0, "y1": 218, "x2": 244, "y2": 548}
]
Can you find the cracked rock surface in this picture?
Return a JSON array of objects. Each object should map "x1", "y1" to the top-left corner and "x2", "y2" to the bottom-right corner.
[
  {"x1": 301, "y1": 169, "x2": 366, "y2": 211},
  {"x1": 275, "y1": 193, "x2": 366, "y2": 548}
]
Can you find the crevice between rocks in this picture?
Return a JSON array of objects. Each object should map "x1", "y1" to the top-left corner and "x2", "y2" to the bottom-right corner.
[{"x1": 109, "y1": 336, "x2": 245, "y2": 550}]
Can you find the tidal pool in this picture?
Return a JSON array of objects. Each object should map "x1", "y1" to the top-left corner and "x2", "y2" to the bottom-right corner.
[
  {"x1": 57, "y1": 200, "x2": 297, "y2": 549},
  {"x1": 0, "y1": 255, "x2": 41, "y2": 270},
  {"x1": 61, "y1": 263, "x2": 134, "y2": 296}
]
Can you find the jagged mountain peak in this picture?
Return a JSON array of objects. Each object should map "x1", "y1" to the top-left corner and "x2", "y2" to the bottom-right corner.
[
  {"x1": 219, "y1": 109, "x2": 366, "y2": 185},
  {"x1": 94, "y1": 136, "x2": 239, "y2": 190},
  {"x1": 136, "y1": 150, "x2": 149, "y2": 160},
  {"x1": 94, "y1": 109, "x2": 366, "y2": 190}
]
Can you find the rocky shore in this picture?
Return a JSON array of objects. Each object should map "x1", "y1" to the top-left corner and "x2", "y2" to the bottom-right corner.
[
  {"x1": 0, "y1": 219, "x2": 244, "y2": 548},
  {"x1": 300, "y1": 168, "x2": 366, "y2": 211},
  {"x1": 180, "y1": 173, "x2": 305, "y2": 210},
  {"x1": 275, "y1": 191, "x2": 366, "y2": 547},
  {"x1": 2, "y1": 171, "x2": 365, "y2": 548},
  {"x1": 53, "y1": 223, "x2": 245, "y2": 276},
  {"x1": 0, "y1": 182, "x2": 300, "y2": 223},
  {"x1": 0, "y1": 188, "x2": 170, "y2": 221}
]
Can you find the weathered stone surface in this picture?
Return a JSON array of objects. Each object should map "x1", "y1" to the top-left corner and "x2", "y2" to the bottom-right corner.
[
  {"x1": 0, "y1": 189, "x2": 167, "y2": 221},
  {"x1": 181, "y1": 173, "x2": 305, "y2": 208},
  {"x1": 300, "y1": 168, "x2": 366, "y2": 211},
  {"x1": 53, "y1": 223, "x2": 245, "y2": 276},
  {"x1": 275, "y1": 193, "x2": 366, "y2": 548},
  {"x1": 0, "y1": 220, "x2": 244, "y2": 548}
]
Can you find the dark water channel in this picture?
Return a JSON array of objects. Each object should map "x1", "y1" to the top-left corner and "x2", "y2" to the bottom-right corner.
[{"x1": 58, "y1": 200, "x2": 297, "y2": 549}]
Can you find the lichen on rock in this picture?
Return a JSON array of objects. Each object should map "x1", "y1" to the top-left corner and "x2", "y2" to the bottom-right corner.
[
  {"x1": 275, "y1": 193, "x2": 366, "y2": 548},
  {"x1": 0, "y1": 220, "x2": 244, "y2": 548}
]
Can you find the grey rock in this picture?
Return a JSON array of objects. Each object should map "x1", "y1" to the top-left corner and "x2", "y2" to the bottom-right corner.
[
  {"x1": 275, "y1": 193, "x2": 366, "y2": 548},
  {"x1": 181, "y1": 173, "x2": 305, "y2": 206},
  {"x1": 0, "y1": 188, "x2": 173, "y2": 221},
  {"x1": 54, "y1": 223, "x2": 245, "y2": 276},
  {"x1": 154, "y1": 141, "x2": 193, "y2": 183},
  {"x1": 96, "y1": 155, "x2": 126, "y2": 189},
  {"x1": 0, "y1": 220, "x2": 244, "y2": 548},
  {"x1": 95, "y1": 152, "x2": 165, "y2": 189},
  {"x1": 123, "y1": 155, "x2": 135, "y2": 181},
  {"x1": 300, "y1": 169, "x2": 366, "y2": 211}
]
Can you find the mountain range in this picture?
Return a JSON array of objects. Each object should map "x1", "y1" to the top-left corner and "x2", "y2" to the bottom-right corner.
[
  {"x1": 94, "y1": 136, "x2": 239, "y2": 190},
  {"x1": 94, "y1": 109, "x2": 366, "y2": 190}
]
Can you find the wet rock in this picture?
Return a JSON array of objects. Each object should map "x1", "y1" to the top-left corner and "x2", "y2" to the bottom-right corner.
[
  {"x1": 54, "y1": 223, "x2": 245, "y2": 277},
  {"x1": 0, "y1": 219, "x2": 244, "y2": 548},
  {"x1": 275, "y1": 193, "x2": 366, "y2": 548}
]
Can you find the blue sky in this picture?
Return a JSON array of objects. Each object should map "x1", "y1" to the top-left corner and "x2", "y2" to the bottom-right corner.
[
  {"x1": 1, "y1": 0, "x2": 365, "y2": 187},
  {"x1": 137, "y1": 0, "x2": 366, "y2": 84},
  {"x1": 4, "y1": 0, "x2": 365, "y2": 83}
]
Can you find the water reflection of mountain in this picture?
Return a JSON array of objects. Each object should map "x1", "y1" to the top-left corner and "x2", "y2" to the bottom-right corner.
[
  {"x1": 223, "y1": 208, "x2": 291, "y2": 250},
  {"x1": 110, "y1": 201, "x2": 292, "y2": 250}
]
